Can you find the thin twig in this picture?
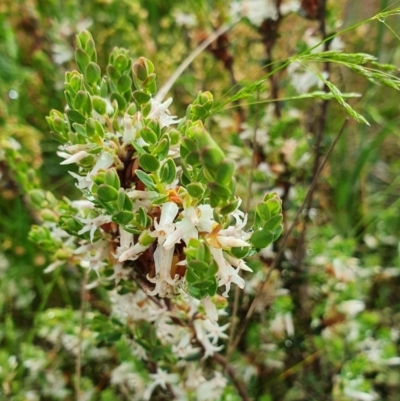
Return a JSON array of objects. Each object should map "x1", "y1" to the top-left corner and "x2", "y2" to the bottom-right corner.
[
  {"x1": 75, "y1": 269, "x2": 89, "y2": 401},
  {"x1": 213, "y1": 353, "x2": 251, "y2": 401},
  {"x1": 310, "y1": 0, "x2": 330, "y2": 186},
  {"x1": 226, "y1": 91, "x2": 261, "y2": 362},
  {"x1": 155, "y1": 24, "x2": 233, "y2": 102},
  {"x1": 295, "y1": 0, "x2": 329, "y2": 292},
  {"x1": 231, "y1": 119, "x2": 349, "y2": 351}
]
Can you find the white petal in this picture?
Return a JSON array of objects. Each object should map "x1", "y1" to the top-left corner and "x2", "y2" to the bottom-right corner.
[
  {"x1": 217, "y1": 236, "x2": 250, "y2": 248},
  {"x1": 59, "y1": 150, "x2": 89, "y2": 165},
  {"x1": 118, "y1": 243, "x2": 150, "y2": 262},
  {"x1": 159, "y1": 202, "x2": 179, "y2": 226},
  {"x1": 202, "y1": 297, "x2": 218, "y2": 322}
]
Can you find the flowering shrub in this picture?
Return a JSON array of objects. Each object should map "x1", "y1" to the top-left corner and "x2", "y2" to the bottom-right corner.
[
  {"x1": 28, "y1": 30, "x2": 283, "y2": 399},
  {"x1": 2, "y1": 1, "x2": 400, "y2": 400}
]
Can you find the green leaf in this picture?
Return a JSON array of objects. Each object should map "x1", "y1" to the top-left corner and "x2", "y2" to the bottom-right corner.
[
  {"x1": 180, "y1": 137, "x2": 196, "y2": 158},
  {"x1": 132, "y1": 90, "x2": 151, "y2": 105},
  {"x1": 117, "y1": 74, "x2": 132, "y2": 93},
  {"x1": 94, "y1": 120, "x2": 105, "y2": 138},
  {"x1": 110, "y1": 92, "x2": 127, "y2": 111},
  {"x1": 250, "y1": 229, "x2": 274, "y2": 249},
  {"x1": 159, "y1": 158, "x2": 176, "y2": 185},
  {"x1": 92, "y1": 96, "x2": 107, "y2": 115},
  {"x1": 117, "y1": 188, "x2": 133, "y2": 211},
  {"x1": 86, "y1": 118, "x2": 95, "y2": 137},
  {"x1": 208, "y1": 182, "x2": 231, "y2": 199},
  {"x1": 140, "y1": 127, "x2": 158, "y2": 144},
  {"x1": 219, "y1": 198, "x2": 240, "y2": 215},
  {"x1": 107, "y1": 64, "x2": 120, "y2": 82},
  {"x1": 265, "y1": 198, "x2": 281, "y2": 216},
  {"x1": 66, "y1": 109, "x2": 86, "y2": 124},
  {"x1": 230, "y1": 246, "x2": 250, "y2": 259},
  {"x1": 169, "y1": 129, "x2": 180, "y2": 145},
  {"x1": 256, "y1": 202, "x2": 271, "y2": 221},
  {"x1": 216, "y1": 159, "x2": 235, "y2": 186},
  {"x1": 85, "y1": 62, "x2": 101, "y2": 85},
  {"x1": 151, "y1": 137, "x2": 169, "y2": 160},
  {"x1": 135, "y1": 170, "x2": 157, "y2": 190},
  {"x1": 75, "y1": 48, "x2": 90, "y2": 73},
  {"x1": 133, "y1": 61, "x2": 148, "y2": 81},
  {"x1": 97, "y1": 184, "x2": 119, "y2": 202},
  {"x1": 74, "y1": 90, "x2": 88, "y2": 110},
  {"x1": 187, "y1": 260, "x2": 210, "y2": 278},
  {"x1": 186, "y1": 183, "x2": 205, "y2": 198},
  {"x1": 114, "y1": 54, "x2": 129, "y2": 72},
  {"x1": 185, "y1": 151, "x2": 201, "y2": 166},
  {"x1": 72, "y1": 123, "x2": 86, "y2": 137},
  {"x1": 201, "y1": 146, "x2": 225, "y2": 169},
  {"x1": 142, "y1": 73, "x2": 157, "y2": 94},
  {"x1": 112, "y1": 211, "x2": 134, "y2": 225},
  {"x1": 264, "y1": 215, "x2": 283, "y2": 231},
  {"x1": 139, "y1": 153, "x2": 160, "y2": 172},
  {"x1": 104, "y1": 169, "x2": 120, "y2": 190}
]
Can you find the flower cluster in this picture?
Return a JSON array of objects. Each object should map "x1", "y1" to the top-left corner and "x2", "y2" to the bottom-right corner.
[{"x1": 29, "y1": 30, "x2": 282, "y2": 399}]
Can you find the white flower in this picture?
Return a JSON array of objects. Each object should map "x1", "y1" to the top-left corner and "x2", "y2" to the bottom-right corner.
[
  {"x1": 77, "y1": 214, "x2": 113, "y2": 242},
  {"x1": 339, "y1": 300, "x2": 365, "y2": 317},
  {"x1": 185, "y1": 366, "x2": 206, "y2": 389},
  {"x1": 196, "y1": 371, "x2": 227, "y2": 401},
  {"x1": 210, "y1": 247, "x2": 245, "y2": 296},
  {"x1": 201, "y1": 296, "x2": 219, "y2": 322},
  {"x1": 108, "y1": 263, "x2": 131, "y2": 284},
  {"x1": 241, "y1": 0, "x2": 279, "y2": 26},
  {"x1": 287, "y1": 62, "x2": 319, "y2": 94},
  {"x1": 70, "y1": 200, "x2": 95, "y2": 209},
  {"x1": 174, "y1": 11, "x2": 196, "y2": 27},
  {"x1": 280, "y1": 0, "x2": 300, "y2": 16},
  {"x1": 143, "y1": 368, "x2": 179, "y2": 401},
  {"x1": 147, "y1": 202, "x2": 181, "y2": 296},
  {"x1": 172, "y1": 332, "x2": 201, "y2": 359},
  {"x1": 343, "y1": 388, "x2": 378, "y2": 401},
  {"x1": 69, "y1": 151, "x2": 114, "y2": 190},
  {"x1": 69, "y1": 171, "x2": 92, "y2": 190},
  {"x1": 148, "y1": 97, "x2": 181, "y2": 128},
  {"x1": 110, "y1": 362, "x2": 146, "y2": 396},
  {"x1": 117, "y1": 241, "x2": 150, "y2": 262},
  {"x1": 193, "y1": 319, "x2": 224, "y2": 359},
  {"x1": 58, "y1": 150, "x2": 89, "y2": 165},
  {"x1": 202, "y1": 319, "x2": 230, "y2": 344},
  {"x1": 44, "y1": 260, "x2": 64, "y2": 274},
  {"x1": 74, "y1": 239, "x2": 110, "y2": 276},
  {"x1": 163, "y1": 205, "x2": 214, "y2": 250},
  {"x1": 114, "y1": 227, "x2": 133, "y2": 260},
  {"x1": 122, "y1": 113, "x2": 142, "y2": 144}
]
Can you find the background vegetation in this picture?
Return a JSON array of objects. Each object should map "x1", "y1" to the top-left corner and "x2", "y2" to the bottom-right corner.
[{"x1": 1, "y1": 0, "x2": 400, "y2": 400}]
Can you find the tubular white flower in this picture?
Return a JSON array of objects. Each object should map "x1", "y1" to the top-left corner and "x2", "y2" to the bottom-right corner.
[
  {"x1": 143, "y1": 368, "x2": 179, "y2": 401},
  {"x1": 59, "y1": 150, "x2": 89, "y2": 165},
  {"x1": 90, "y1": 151, "x2": 114, "y2": 176},
  {"x1": 148, "y1": 97, "x2": 181, "y2": 128},
  {"x1": 122, "y1": 113, "x2": 136, "y2": 144},
  {"x1": 77, "y1": 214, "x2": 112, "y2": 243},
  {"x1": 163, "y1": 205, "x2": 214, "y2": 250},
  {"x1": 201, "y1": 296, "x2": 219, "y2": 322},
  {"x1": 118, "y1": 242, "x2": 150, "y2": 262},
  {"x1": 69, "y1": 171, "x2": 92, "y2": 189},
  {"x1": 193, "y1": 319, "x2": 224, "y2": 359},
  {"x1": 210, "y1": 247, "x2": 245, "y2": 296},
  {"x1": 216, "y1": 236, "x2": 250, "y2": 248}
]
